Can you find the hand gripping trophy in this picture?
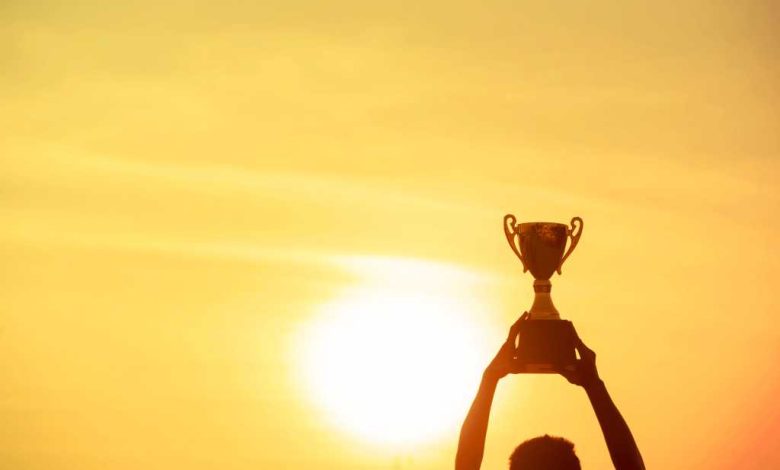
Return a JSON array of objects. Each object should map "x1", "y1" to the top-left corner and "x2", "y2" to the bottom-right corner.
[{"x1": 503, "y1": 214, "x2": 584, "y2": 373}]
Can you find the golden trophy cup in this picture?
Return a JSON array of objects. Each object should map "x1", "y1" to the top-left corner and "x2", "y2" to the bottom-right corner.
[{"x1": 503, "y1": 214, "x2": 584, "y2": 373}]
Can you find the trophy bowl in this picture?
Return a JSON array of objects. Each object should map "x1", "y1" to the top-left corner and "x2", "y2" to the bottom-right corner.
[{"x1": 515, "y1": 222, "x2": 571, "y2": 280}]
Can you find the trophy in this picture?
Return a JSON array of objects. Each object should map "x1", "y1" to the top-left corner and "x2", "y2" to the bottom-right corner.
[{"x1": 503, "y1": 214, "x2": 584, "y2": 373}]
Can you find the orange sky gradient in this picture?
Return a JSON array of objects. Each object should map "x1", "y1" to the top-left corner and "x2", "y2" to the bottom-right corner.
[{"x1": 2, "y1": 1, "x2": 779, "y2": 469}]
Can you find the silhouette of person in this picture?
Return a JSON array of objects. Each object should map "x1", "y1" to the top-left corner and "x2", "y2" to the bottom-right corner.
[{"x1": 455, "y1": 313, "x2": 645, "y2": 470}]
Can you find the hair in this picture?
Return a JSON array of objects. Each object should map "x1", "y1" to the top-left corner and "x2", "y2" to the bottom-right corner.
[{"x1": 509, "y1": 435, "x2": 581, "y2": 470}]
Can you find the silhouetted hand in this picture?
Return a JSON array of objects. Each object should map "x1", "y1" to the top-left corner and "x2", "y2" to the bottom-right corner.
[
  {"x1": 483, "y1": 312, "x2": 528, "y2": 381},
  {"x1": 560, "y1": 334, "x2": 601, "y2": 388}
]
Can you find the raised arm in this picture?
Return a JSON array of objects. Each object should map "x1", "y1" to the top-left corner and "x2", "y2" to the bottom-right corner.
[
  {"x1": 455, "y1": 314, "x2": 525, "y2": 470},
  {"x1": 562, "y1": 335, "x2": 645, "y2": 470}
]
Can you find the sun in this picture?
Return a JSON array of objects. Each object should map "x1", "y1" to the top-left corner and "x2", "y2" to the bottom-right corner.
[{"x1": 296, "y1": 259, "x2": 496, "y2": 448}]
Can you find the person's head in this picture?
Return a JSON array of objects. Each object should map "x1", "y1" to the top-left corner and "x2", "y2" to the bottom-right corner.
[{"x1": 509, "y1": 435, "x2": 581, "y2": 470}]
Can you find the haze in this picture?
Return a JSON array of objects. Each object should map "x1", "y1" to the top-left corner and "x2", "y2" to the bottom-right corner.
[{"x1": 1, "y1": 1, "x2": 779, "y2": 469}]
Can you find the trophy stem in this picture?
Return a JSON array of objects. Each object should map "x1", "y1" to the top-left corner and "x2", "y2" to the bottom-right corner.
[{"x1": 528, "y1": 280, "x2": 561, "y2": 320}]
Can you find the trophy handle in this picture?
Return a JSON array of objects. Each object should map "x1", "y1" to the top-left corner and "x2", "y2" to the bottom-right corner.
[
  {"x1": 558, "y1": 216, "x2": 583, "y2": 274},
  {"x1": 503, "y1": 214, "x2": 528, "y2": 272}
]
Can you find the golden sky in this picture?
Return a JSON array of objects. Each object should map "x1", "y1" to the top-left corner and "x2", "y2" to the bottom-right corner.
[{"x1": 2, "y1": 1, "x2": 779, "y2": 469}]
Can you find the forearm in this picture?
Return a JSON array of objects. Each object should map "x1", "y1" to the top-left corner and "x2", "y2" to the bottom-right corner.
[
  {"x1": 585, "y1": 380, "x2": 645, "y2": 470},
  {"x1": 455, "y1": 373, "x2": 499, "y2": 470}
]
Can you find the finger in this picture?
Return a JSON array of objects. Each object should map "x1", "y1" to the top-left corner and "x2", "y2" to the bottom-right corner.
[
  {"x1": 510, "y1": 313, "x2": 526, "y2": 331},
  {"x1": 572, "y1": 331, "x2": 593, "y2": 354},
  {"x1": 507, "y1": 315, "x2": 525, "y2": 343},
  {"x1": 574, "y1": 339, "x2": 595, "y2": 361},
  {"x1": 578, "y1": 338, "x2": 594, "y2": 356}
]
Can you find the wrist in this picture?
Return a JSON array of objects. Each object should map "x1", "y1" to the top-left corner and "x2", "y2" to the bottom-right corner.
[
  {"x1": 583, "y1": 377, "x2": 605, "y2": 394},
  {"x1": 482, "y1": 369, "x2": 502, "y2": 384}
]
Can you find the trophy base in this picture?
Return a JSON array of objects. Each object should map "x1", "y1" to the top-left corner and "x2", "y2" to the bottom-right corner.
[{"x1": 515, "y1": 320, "x2": 577, "y2": 374}]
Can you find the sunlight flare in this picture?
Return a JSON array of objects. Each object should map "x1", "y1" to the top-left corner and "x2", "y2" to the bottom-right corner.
[{"x1": 297, "y1": 258, "x2": 497, "y2": 447}]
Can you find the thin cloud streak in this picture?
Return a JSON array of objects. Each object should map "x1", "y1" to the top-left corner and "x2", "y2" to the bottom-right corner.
[{"x1": 9, "y1": 144, "x2": 488, "y2": 215}]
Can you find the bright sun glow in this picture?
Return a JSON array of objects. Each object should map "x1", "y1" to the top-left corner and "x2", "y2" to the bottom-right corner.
[{"x1": 298, "y1": 258, "x2": 496, "y2": 448}]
